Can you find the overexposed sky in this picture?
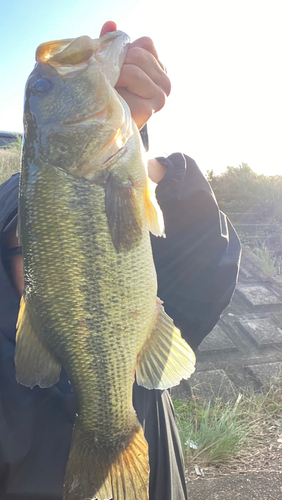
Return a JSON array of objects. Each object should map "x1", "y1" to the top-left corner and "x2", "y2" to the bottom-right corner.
[{"x1": 0, "y1": 0, "x2": 281, "y2": 176}]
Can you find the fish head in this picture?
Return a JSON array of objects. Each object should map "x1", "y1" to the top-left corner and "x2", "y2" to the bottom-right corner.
[{"x1": 23, "y1": 31, "x2": 132, "y2": 178}]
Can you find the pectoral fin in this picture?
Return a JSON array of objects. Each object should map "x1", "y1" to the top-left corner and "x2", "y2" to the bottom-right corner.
[
  {"x1": 15, "y1": 296, "x2": 61, "y2": 389},
  {"x1": 136, "y1": 299, "x2": 196, "y2": 390},
  {"x1": 105, "y1": 172, "x2": 143, "y2": 252},
  {"x1": 144, "y1": 178, "x2": 165, "y2": 237}
]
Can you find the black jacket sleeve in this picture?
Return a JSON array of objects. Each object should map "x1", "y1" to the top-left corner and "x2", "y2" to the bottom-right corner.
[{"x1": 151, "y1": 153, "x2": 241, "y2": 350}]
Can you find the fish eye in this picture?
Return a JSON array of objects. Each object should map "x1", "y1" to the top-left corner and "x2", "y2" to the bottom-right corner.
[{"x1": 32, "y1": 78, "x2": 51, "y2": 94}]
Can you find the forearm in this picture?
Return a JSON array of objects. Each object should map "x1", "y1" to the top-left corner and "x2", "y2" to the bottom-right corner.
[{"x1": 151, "y1": 153, "x2": 241, "y2": 350}]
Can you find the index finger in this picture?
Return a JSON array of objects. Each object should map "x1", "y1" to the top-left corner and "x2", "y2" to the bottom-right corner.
[{"x1": 99, "y1": 21, "x2": 117, "y2": 37}]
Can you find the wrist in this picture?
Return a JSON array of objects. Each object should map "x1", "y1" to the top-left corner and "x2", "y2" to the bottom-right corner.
[{"x1": 147, "y1": 159, "x2": 167, "y2": 184}]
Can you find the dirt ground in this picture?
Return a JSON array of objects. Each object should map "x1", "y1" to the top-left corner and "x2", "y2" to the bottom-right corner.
[
  {"x1": 185, "y1": 424, "x2": 282, "y2": 499},
  {"x1": 187, "y1": 471, "x2": 282, "y2": 500}
]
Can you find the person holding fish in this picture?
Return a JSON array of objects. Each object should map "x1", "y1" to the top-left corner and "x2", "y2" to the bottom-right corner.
[{"x1": 0, "y1": 20, "x2": 241, "y2": 500}]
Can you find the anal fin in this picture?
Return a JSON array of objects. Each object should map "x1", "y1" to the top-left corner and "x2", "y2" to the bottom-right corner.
[
  {"x1": 136, "y1": 298, "x2": 196, "y2": 389},
  {"x1": 15, "y1": 296, "x2": 61, "y2": 388}
]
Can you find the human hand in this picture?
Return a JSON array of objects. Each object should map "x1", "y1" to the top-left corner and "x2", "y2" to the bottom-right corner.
[
  {"x1": 147, "y1": 159, "x2": 167, "y2": 183},
  {"x1": 100, "y1": 21, "x2": 171, "y2": 130}
]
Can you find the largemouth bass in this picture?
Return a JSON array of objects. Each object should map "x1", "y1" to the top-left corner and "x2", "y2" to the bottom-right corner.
[{"x1": 15, "y1": 31, "x2": 195, "y2": 500}]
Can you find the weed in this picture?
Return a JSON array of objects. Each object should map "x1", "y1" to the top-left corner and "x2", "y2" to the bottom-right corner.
[
  {"x1": 241, "y1": 379, "x2": 282, "y2": 420},
  {"x1": 173, "y1": 383, "x2": 282, "y2": 467},
  {"x1": 0, "y1": 136, "x2": 22, "y2": 184},
  {"x1": 1, "y1": 134, "x2": 23, "y2": 154},
  {"x1": 253, "y1": 245, "x2": 277, "y2": 277}
]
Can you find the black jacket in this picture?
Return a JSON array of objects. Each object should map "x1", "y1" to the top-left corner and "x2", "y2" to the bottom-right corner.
[{"x1": 0, "y1": 153, "x2": 241, "y2": 500}]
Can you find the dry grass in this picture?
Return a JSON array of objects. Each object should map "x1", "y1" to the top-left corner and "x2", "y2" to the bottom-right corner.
[{"x1": 0, "y1": 136, "x2": 21, "y2": 184}]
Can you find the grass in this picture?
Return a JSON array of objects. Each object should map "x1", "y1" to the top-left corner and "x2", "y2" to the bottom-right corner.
[
  {"x1": 0, "y1": 135, "x2": 22, "y2": 184},
  {"x1": 253, "y1": 245, "x2": 279, "y2": 277},
  {"x1": 173, "y1": 382, "x2": 282, "y2": 467}
]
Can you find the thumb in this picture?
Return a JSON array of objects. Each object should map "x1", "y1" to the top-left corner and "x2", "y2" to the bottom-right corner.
[{"x1": 100, "y1": 21, "x2": 117, "y2": 37}]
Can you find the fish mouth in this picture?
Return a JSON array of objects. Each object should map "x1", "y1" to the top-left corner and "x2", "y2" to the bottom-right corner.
[{"x1": 36, "y1": 36, "x2": 95, "y2": 65}]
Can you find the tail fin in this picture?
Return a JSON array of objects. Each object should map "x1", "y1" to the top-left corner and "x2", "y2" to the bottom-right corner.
[{"x1": 64, "y1": 417, "x2": 149, "y2": 500}]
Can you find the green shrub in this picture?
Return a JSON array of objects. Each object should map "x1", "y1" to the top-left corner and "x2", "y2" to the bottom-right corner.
[{"x1": 207, "y1": 164, "x2": 282, "y2": 223}]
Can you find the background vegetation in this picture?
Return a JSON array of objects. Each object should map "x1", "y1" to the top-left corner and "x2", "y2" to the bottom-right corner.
[
  {"x1": 206, "y1": 164, "x2": 282, "y2": 276},
  {"x1": 0, "y1": 135, "x2": 22, "y2": 184},
  {"x1": 173, "y1": 381, "x2": 282, "y2": 468},
  {"x1": 207, "y1": 163, "x2": 282, "y2": 223}
]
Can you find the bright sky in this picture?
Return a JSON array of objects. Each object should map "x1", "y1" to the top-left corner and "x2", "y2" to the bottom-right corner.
[{"x1": 0, "y1": 0, "x2": 281, "y2": 176}]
